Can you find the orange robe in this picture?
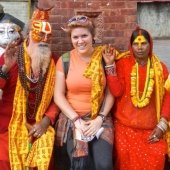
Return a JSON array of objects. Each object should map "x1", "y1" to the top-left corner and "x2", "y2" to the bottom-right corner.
[{"x1": 0, "y1": 55, "x2": 58, "y2": 170}]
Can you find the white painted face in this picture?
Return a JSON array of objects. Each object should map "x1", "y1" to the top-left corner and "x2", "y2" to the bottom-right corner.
[{"x1": 0, "y1": 23, "x2": 21, "y2": 48}]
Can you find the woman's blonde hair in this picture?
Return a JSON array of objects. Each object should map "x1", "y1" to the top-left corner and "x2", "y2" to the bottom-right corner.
[{"x1": 62, "y1": 15, "x2": 95, "y2": 38}]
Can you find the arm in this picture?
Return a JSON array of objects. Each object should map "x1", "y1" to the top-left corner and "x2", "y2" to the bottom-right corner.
[
  {"x1": 44, "y1": 101, "x2": 60, "y2": 125},
  {"x1": 54, "y1": 68, "x2": 84, "y2": 134},
  {"x1": 83, "y1": 87, "x2": 114, "y2": 136},
  {"x1": 148, "y1": 63, "x2": 170, "y2": 143},
  {"x1": 102, "y1": 45, "x2": 124, "y2": 97},
  {"x1": 0, "y1": 57, "x2": 16, "y2": 90},
  {"x1": 27, "y1": 101, "x2": 59, "y2": 139},
  {"x1": 161, "y1": 63, "x2": 170, "y2": 120},
  {"x1": 54, "y1": 71, "x2": 80, "y2": 120},
  {"x1": 3, "y1": 42, "x2": 18, "y2": 74},
  {"x1": 98, "y1": 87, "x2": 114, "y2": 117},
  {"x1": 161, "y1": 90, "x2": 170, "y2": 121},
  {"x1": 0, "y1": 42, "x2": 18, "y2": 99},
  {"x1": 106, "y1": 72, "x2": 124, "y2": 97}
]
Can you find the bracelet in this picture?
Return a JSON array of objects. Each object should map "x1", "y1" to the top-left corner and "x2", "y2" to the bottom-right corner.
[
  {"x1": 105, "y1": 67, "x2": 117, "y2": 76},
  {"x1": 156, "y1": 118, "x2": 169, "y2": 133},
  {"x1": 157, "y1": 124, "x2": 166, "y2": 133},
  {"x1": 72, "y1": 116, "x2": 80, "y2": 123},
  {"x1": 98, "y1": 114, "x2": 106, "y2": 122},
  {"x1": 105, "y1": 64, "x2": 114, "y2": 68},
  {"x1": 105, "y1": 62, "x2": 116, "y2": 68}
]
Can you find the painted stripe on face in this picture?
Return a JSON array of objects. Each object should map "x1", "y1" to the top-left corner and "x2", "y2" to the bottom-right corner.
[
  {"x1": 133, "y1": 35, "x2": 147, "y2": 48},
  {"x1": 31, "y1": 21, "x2": 52, "y2": 42}
]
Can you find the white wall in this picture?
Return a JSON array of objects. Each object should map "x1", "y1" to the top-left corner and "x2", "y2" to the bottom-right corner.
[
  {"x1": 138, "y1": 2, "x2": 170, "y2": 39},
  {"x1": 0, "y1": 1, "x2": 29, "y2": 24}
]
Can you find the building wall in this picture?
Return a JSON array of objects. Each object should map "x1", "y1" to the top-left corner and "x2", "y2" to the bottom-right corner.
[
  {"x1": 0, "y1": 0, "x2": 30, "y2": 24},
  {"x1": 1, "y1": 0, "x2": 170, "y2": 58},
  {"x1": 50, "y1": 0, "x2": 137, "y2": 55},
  {"x1": 138, "y1": 2, "x2": 170, "y2": 38}
]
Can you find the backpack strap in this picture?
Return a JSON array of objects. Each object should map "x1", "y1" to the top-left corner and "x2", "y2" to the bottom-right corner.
[{"x1": 61, "y1": 52, "x2": 70, "y2": 78}]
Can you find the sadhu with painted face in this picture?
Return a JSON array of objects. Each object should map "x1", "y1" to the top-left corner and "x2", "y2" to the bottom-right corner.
[
  {"x1": 102, "y1": 27, "x2": 170, "y2": 170},
  {"x1": 0, "y1": 4, "x2": 24, "y2": 56},
  {"x1": 0, "y1": 0, "x2": 59, "y2": 169},
  {"x1": 0, "y1": 4, "x2": 24, "y2": 169}
]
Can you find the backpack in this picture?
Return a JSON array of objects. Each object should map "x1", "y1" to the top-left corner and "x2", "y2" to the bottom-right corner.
[{"x1": 61, "y1": 52, "x2": 70, "y2": 78}]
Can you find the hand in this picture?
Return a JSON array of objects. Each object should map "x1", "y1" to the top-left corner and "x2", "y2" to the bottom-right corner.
[
  {"x1": 83, "y1": 117, "x2": 103, "y2": 137},
  {"x1": 102, "y1": 44, "x2": 116, "y2": 65},
  {"x1": 74, "y1": 118, "x2": 86, "y2": 136},
  {"x1": 26, "y1": 116, "x2": 51, "y2": 139},
  {"x1": 3, "y1": 41, "x2": 19, "y2": 73},
  {"x1": 148, "y1": 126, "x2": 163, "y2": 144}
]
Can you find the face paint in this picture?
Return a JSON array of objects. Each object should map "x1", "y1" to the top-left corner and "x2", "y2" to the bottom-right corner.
[
  {"x1": 133, "y1": 35, "x2": 147, "y2": 48},
  {"x1": 31, "y1": 20, "x2": 52, "y2": 42},
  {"x1": 0, "y1": 23, "x2": 20, "y2": 48}
]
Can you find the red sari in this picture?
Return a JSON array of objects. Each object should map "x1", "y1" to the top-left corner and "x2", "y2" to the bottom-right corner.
[{"x1": 107, "y1": 55, "x2": 170, "y2": 170}]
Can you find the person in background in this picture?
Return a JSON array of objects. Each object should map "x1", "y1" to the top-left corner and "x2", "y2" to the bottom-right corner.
[
  {"x1": 164, "y1": 74, "x2": 170, "y2": 170},
  {"x1": 0, "y1": 4, "x2": 24, "y2": 100},
  {"x1": 0, "y1": 3, "x2": 25, "y2": 169},
  {"x1": 165, "y1": 74, "x2": 170, "y2": 92},
  {"x1": 0, "y1": 4, "x2": 24, "y2": 56},
  {"x1": 103, "y1": 27, "x2": 170, "y2": 170},
  {"x1": 0, "y1": 0, "x2": 58, "y2": 169},
  {"x1": 54, "y1": 15, "x2": 114, "y2": 170}
]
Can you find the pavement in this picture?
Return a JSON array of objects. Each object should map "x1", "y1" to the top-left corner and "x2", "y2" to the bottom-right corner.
[{"x1": 153, "y1": 39, "x2": 170, "y2": 71}]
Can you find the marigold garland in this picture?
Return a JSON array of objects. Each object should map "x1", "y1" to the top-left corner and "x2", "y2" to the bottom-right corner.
[{"x1": 131, "y1": 58, "x2": 155, "y2": 108}]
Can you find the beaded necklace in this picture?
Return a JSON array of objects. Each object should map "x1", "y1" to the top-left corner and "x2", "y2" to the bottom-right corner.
[
  {"x1": 26, "y1": 72, "x2": 39, "y2": 83},
  {"x1": 17, "y1": 45, "x2": 46, "y2": 119},
  {"x1": 130, "y1": 58, "x2": 154, "y2": 108}
]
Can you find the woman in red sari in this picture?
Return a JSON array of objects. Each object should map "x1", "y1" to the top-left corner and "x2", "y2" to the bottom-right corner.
[{"x1": 103, "y1": 27, "x2": 170, "y2": 170}]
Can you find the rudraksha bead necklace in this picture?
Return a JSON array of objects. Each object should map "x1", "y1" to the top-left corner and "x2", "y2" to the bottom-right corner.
[{"x1": 17, "y1": 44, "x2": 47, "y2": 119}]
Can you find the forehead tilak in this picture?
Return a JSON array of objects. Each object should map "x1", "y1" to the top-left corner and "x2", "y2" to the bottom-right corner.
[{"x1": 133, "y1": 35, "x2": 147, "y2": 43}]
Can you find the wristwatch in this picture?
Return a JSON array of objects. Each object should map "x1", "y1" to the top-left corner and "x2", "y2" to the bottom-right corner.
[{"x1": 98, "y1": 114, "x2": 106, "y2": 122}]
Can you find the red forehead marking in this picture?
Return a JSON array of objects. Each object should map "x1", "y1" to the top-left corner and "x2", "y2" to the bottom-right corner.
[{"x1": 45, "y1": 23, "x2": 50, "y2": 32}]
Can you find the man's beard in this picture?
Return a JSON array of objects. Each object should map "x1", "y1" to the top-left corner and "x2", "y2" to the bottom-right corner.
[{"x1": 27, "y1": 42, "x2": 51, "y2": 77}]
